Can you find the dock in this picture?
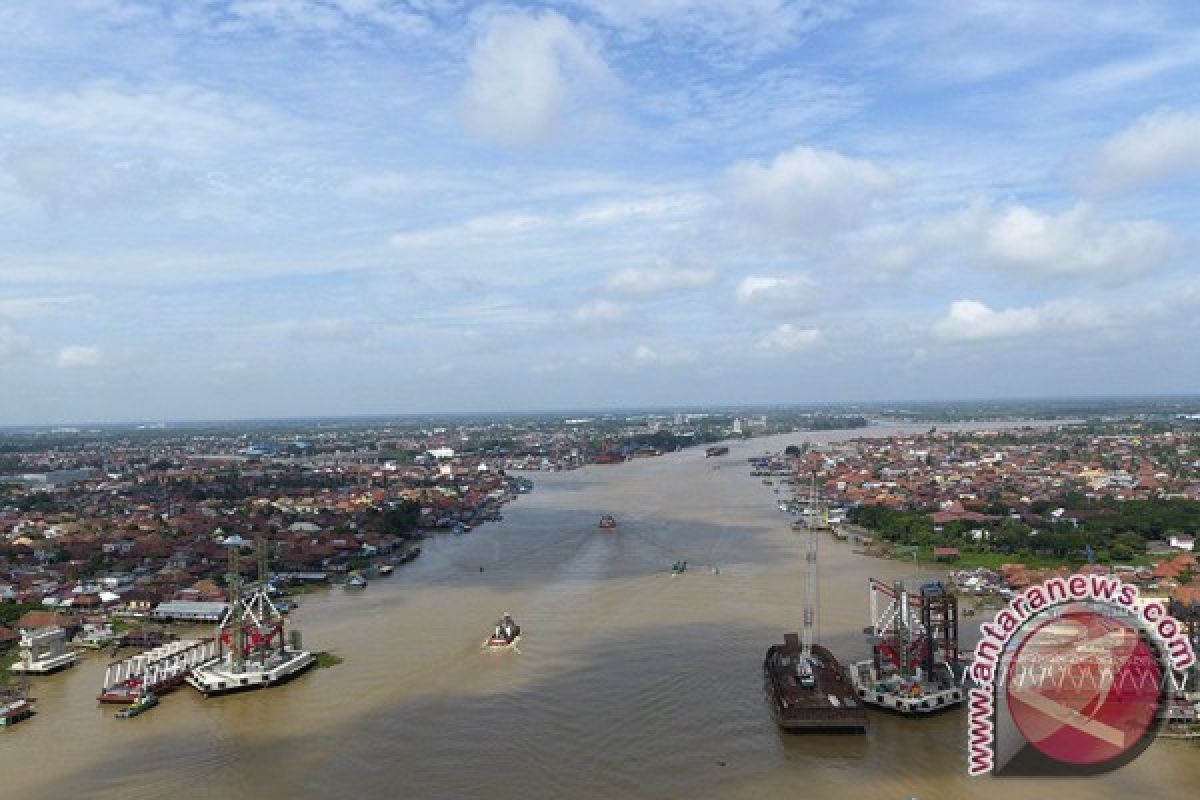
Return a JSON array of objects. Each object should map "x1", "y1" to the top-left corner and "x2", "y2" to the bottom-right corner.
[{"x1": 10, "y1": 627, "x2": 78, "y2": 675}]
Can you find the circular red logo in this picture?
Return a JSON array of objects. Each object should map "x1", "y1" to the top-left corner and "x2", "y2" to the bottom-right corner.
[{"x1": 1005, "y1": 610, "x2": 1162, "y2": 766}]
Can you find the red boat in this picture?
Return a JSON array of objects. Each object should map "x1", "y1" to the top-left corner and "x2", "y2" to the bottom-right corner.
[
  {"x1": 0, "y1": 693, "x2": 34, "y2": 727},
  {"x1": 98, "y1": 673, "x2": 189, "y2": 704}
]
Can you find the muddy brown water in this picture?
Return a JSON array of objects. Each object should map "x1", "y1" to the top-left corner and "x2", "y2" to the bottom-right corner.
[{"x1": 3, "y1": 424, "x2": 1195, "y2": 799}]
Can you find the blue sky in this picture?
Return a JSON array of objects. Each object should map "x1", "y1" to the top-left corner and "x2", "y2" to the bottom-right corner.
[{"x1": 1, "y1": 1, "x2": 1198, "y2": 423}]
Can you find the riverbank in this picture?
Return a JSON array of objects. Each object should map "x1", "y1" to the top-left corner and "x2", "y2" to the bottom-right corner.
[{"x1": 1, "y1": 420, "x2": 1194, "y2": 800}]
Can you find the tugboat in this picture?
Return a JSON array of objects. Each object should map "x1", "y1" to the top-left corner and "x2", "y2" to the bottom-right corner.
[
  {"x1": 848, "y1": 578, "x2": 964, "y2": 715},
  {"x1": 0, "y1": 687, "x2": 34, "y2": 727},
  {"x1": 598, "y1": 514, "x2": 617, "y2": 530},
  {"x1": 114, "y1": 691, "x2": 159, "y2": 719},
  {"x1": 484, "y1": 613, "x2": 521, "y2": 650},
  {"x1": 764, "y1": 473, "x2": 867, "y2": 732}
]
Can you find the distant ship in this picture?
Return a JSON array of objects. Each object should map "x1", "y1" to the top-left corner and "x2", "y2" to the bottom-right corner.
[
  {"x1": 764, "y1": 473, "x2": 867, "y2": 732},
  {"x1": 484, "y1": 613, "x2": 521, "y2": 650},
  {"x1": 598, "y1": 514, "x2": 617, "y2": 530},
  {"x1": 705, "y1": 446, "x2": 729, "y2": 458}
]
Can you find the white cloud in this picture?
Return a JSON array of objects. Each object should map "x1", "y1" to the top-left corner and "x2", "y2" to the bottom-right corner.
[
  {"x1": 933, "y1": 299, "x2": 1108, "y2": 342},
  {"x1": 1092, "y1": 108, "x2": 1200, "y2": 191},
  {"x1": 0, "y1": 324, "x2": 31, "y2": 362},
  {"x1": 570, "y1": 193, "x2": 711, "y2": 226},
  {"x1": 631, "y1": 342, "x2": 697, "y2": 366},
  {"x1": 55, "y1": 344, "x2": 103, "y2": 368},
  {"x1": 0, "y1": 82, "x2": 289, "y2": 157},
  {"x1": 572, "y1": 299, "x2": 626, "y2": 325},
  {"x1": 606, "y1": 265, "x2": 717, "y2": 296},
  {"x1": 735, "y1": 274, "x2": 815, "y2": 310},
  {"x1": 464, "y1": 9, "x2": 617, "y2": 145},
  {"x1": 924, "y1": 201, "x2": 1171, "y2": 282},
  {"x1": 755, "y1": 323, "x2": 821, "y2": 353},
  {"x1": 725, "y1": 145, "x2": 894, "y2": 238},
  {"x1": 574, "y1": 0, "x2": 854, "y2": 62}
]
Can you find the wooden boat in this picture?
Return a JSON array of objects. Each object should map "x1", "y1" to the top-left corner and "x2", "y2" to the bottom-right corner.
[
  {"x1": 115, "y1": 692, "x2": 159, "y2": 719},
  {"x1": 0, "y1": 690, "x2": 34, "y2": 727},
  {"x1": 598, "y1": 515, "x2": 617, "y2": 530}
]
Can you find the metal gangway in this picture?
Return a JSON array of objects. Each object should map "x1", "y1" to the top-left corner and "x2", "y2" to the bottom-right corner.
[{"x1": 101, "y1": 639, "x2": 220, "y2": 693}]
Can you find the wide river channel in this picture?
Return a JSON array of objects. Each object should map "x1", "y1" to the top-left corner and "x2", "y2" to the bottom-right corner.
[{"x1": 3, "y1": 423, "x2": 1197, "y2": 799}]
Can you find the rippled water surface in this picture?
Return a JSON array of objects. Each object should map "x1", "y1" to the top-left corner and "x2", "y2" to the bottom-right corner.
[{"x1": 3, "y1": 425, "x2": 1195, "y2": 799}]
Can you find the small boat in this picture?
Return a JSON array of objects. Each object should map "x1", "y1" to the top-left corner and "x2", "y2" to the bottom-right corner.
[
  {"x1": 115, "y1": 692, "x2": 158, "y2": 719},
  {"x1": 0, "y1": 691, "x2": 34, "y2": 727},
  {"x1": 345, "y1": 572, "x2": 368, "y2": 589},
  {"x1": 484, "y1": 613, "x2": 521, "y2": 650},
  {"x1": 598, "y1": 514, "x2": 617, "y2": 530},
  {"x1": 671, "y1": 560, "x2": 688, "y2": 576},
  {"x1": 378, "y1": 564, "x2": 394, "y2": 576}
]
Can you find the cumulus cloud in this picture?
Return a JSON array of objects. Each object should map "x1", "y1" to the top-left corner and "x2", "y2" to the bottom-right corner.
[
  {"x1": 572, "y1": 299, "x2": 626, "y2": 325},
  {"x1": 55, "y1": 344, "x2": 103, "y2": 368},
  {"x1": 925, "y1": 201, "x2": 1171, "y2": 283},
  {"x1": 464, "y1": 9, "x2": 617, "y2": 145},
  {"x1": 735, "y1": 274, "x2": 815, "y2": 311},
  {"x1": 726, "y1": 145, "x2": 893, "y2": 238},
  {"x1": 755, "y1": 323, "x2": 821, "y2": 353},
  {"x1": 932, "y1": 299, "x2": 1108, "y2": 342},
  {"x1": 606, "y1": 265, "x2": 717, "y2": 296},
  {"x1": 1092, "y1": 108, "x2": 1200, "y2": 191}
]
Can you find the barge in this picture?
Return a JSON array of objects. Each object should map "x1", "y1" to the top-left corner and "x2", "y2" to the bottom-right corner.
[
  {"x1": 849, "y1": 578, "x2": 964, "y2": 715},
  {"x1": 187, "y1": 535, "x2": 315, "y2": 697},
  {"x1": 765, "y1": 473, "x2": 867, "y2": 732},
  {"x1": 764, "y1": 637, "x2": 867, "y2": 731},
  {"x1": 99, "y1": 638, "x2": 220, "y2": 703}
]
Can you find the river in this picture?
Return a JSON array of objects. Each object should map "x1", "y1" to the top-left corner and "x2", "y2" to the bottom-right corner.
[{"x1": 2, "y1": 423, "x2": 1196, "y2": 799}]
